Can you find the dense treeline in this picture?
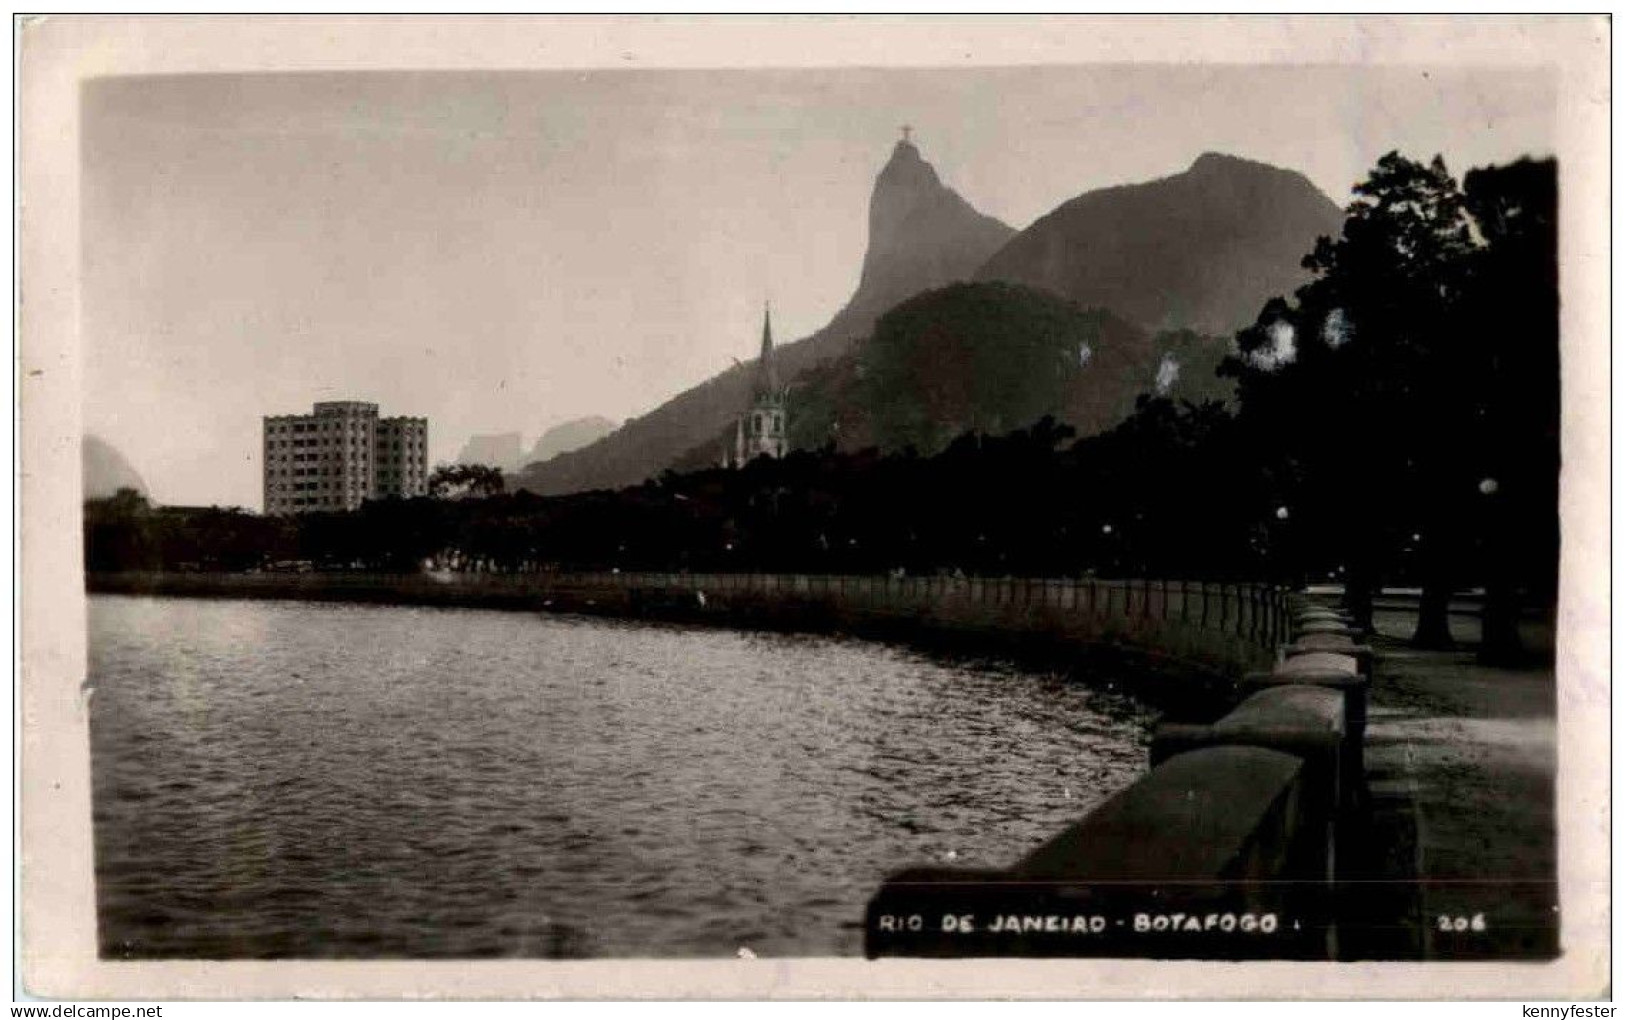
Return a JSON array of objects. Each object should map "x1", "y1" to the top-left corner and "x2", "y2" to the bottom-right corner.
[
  {"x1": 81, "y1": 390, "x2": 1471, "y2": 588},
  {"x1": 87, "y1": 152, "x2": 1557, "y2": 660},
  {"x1": 85, "y1": 403, "x2": 1289, "y2": 581},
  {"x1": 1222, "y1": 154, "x2": 1558, "y2": 656}
]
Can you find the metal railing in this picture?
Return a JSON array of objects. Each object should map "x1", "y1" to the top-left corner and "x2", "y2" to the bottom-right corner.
[{"x1": 100, "y1": 569, "x2": 1293, "y2": 657}]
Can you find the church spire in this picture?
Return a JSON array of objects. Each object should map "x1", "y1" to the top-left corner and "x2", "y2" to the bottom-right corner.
[
  {"x1": 729, "y1": 297, "x2": 789, "y2": 468},
  {"x1": 755, "y1": 301, "x2": 779, "y2": 395}
]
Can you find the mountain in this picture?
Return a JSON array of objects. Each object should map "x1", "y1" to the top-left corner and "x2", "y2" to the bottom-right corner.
[
  {"x1": 975, "y1": 152, "x2": 1344, "y2": 335},
  {"x1": 83, "y1": 434, "x2": 148, "y2": 500},
  {"x1": 666, "y1": 281, "x2": 1233, "y2": 466},
  {"x1": 814, "y1": 138, "x2": 1019, "y2": 361},
  {"x1": 849, "y1": 282, "x2": 1233, "y2": 452},
  {"x1": 516, "y1": 148, "x2": 1341, "y2": 496},
  {"x1": 455, "y1": 432, "x2": 525, "y2": 472},
  {"x1": 522, "y1": 416, "x2": 618, "y2": 469},
  {"x1": 510, "y1": 139, "x2": 1015, "y2": 496}
]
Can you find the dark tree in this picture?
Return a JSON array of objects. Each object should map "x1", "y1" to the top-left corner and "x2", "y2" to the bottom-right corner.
[
  {"x1": 428, "y1": 463, "x2": 506, "y2": 499},
  {"x1": 1224, "y1": 152, "x2": 1558, "y2": 651},
  {"x1": 1459, "y1": 158, "x2": 1559, "y2": 662}
]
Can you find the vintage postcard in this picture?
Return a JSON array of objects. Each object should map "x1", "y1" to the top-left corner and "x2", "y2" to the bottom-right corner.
[{"x1": 17, "y1": 15, "x2": 1611, "y2": 1000}]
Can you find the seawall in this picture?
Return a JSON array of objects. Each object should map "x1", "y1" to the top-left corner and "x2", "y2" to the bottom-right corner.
[
  {"x1": 864, "y1": 593, "x2": 1392, "y2": 961},
  {"x1": 86, "y1": 570, "x2": 1290, "y2": 684}
]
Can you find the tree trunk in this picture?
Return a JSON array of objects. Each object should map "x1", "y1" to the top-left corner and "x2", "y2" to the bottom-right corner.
[
  {"x1": 1412, "y1": 578, "x2": 1455, "y2": 649},
  {"x1": 1478, "y1": 484, "x2": 1525, "y2": 663},
  {"x1": 1478, "y1": 579, "x2": 1524, "y2": 664},
  {"x1": 1341, "y1": 518, "x2": 1380, "y2": 635},
  {"x1": 1343, "y1": 569, "x2": 1376, "y2": 635},
  {"x1": 1412, "y1": 488, "x2": 1459, "y2": 649}
]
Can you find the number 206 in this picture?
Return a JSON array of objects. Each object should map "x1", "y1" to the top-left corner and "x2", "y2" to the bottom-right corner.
[{"x1": 1437, "y1": 914, "x2": 1487, "y2": 932}]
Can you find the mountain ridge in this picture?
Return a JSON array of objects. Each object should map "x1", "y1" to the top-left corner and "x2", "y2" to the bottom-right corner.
[
  {"x1": 514, "y1": 145, "x2": 1343, "y2": 496},
  {"x1": 83, "y1": 433, "x2": 148, "y2": 500},
  {"x1": 522, "y1": 416, "x2": 618, "y2": 469},
  {"x1": 455, "y1": 433, "x2": 526, "y2": 473},
  {"x1": 511, "y1": 140, "x2": 1016, "y2": 495},
  {"x1": 974, "y1": 151, "x2": 1343, "y2": 335}
]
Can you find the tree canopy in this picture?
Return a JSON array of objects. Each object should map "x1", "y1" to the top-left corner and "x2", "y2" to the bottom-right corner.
[
  {"x1": 1221, "y1": 152, "x2": 1557, "y2": 655},
  {"x1": 428, "y1": 463, "x2": 506, "y2": 499}
]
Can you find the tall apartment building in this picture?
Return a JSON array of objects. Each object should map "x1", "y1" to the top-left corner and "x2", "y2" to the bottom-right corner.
[{"x1": 263, "y1": 401, "x2": 429, "y2": 515}]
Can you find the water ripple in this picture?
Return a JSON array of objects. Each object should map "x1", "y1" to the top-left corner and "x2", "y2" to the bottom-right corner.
[{"x1": 89, "y1": 594, "x2": 1153, "y2": 958}]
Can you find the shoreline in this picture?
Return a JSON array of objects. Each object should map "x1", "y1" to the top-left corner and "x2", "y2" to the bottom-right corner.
[{"x1": 87, "y1": 570, "x2": 1290, "y2": 718}]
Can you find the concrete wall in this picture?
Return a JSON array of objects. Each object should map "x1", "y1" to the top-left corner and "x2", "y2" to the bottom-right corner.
[{"x1": 864, "y1": 594, "x2": 1372, "y2": 960}]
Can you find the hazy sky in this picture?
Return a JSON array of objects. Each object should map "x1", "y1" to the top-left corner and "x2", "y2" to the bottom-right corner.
[{"x1": 81, "y1": 64, "x2": 1556, "y2": 507}]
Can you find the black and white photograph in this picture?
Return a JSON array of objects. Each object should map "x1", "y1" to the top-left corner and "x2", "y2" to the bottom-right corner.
[{"x1": 17, "y1": 14, "x2": 1610, "y2": 1001}]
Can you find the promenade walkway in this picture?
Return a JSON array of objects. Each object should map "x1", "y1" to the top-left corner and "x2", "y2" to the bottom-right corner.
[{"x1": 1358, "y1": 606, "x2": 1557, "y2": 959}]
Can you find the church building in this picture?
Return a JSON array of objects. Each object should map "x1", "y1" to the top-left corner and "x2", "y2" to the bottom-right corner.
[{"x1": 725, "y1": 304, "x2": 789, "y2": 468}]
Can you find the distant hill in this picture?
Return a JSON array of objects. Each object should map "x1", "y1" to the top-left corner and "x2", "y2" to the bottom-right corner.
[
  {"x1": 455, "y1": 432, "x2": 525, "y2": 472},
  {"x1": 510, "y1": 139, "x2": 1015, "y2": 496},
  {"x1": 853, "y1": 282, "x2": 1239, "y2": 453},
  {"x1": 522, "y1": 416, "x2": 617, "y2": 469},
  {"x1": 975, "y1": 152, "x2": 1343, "y2": 335},
  {"x1": 670, "y1": 282, "x2": 1234, "y2": 467},
  {"x1": 83, "y1": 434, "x2": 148, "y2": 500},
  {"x1": 517, "y1": 147, "x2": 1340, "y2": 496}
]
